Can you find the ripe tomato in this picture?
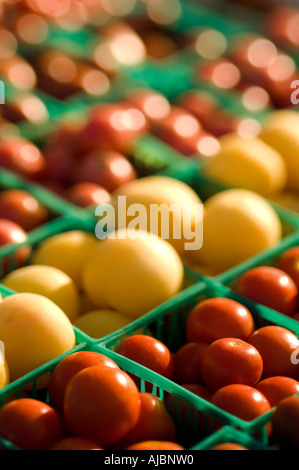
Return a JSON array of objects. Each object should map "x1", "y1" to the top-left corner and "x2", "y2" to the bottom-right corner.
[
  {"x1": 272, "y1": 395, "x2": 299, "y2": 448},
  {"x1": 256, "y1": 376, "x2": 299, "y2": 407},
  {"x1": 173, "y1": 342, "x2": 209, "y2": 385},
  {"x1": 67, "y1": 183, "x2": 111, "y2": 208},
  {"x1": 276, "y1": 246, "x2": 299, "y2": 289},
  {"x1": 210, "y1": 443, "x2": 248, "y2": 450},
  {"x1": 48, "y1": 351, "x2": 119, "y2": 408},
  {"x1": 63, "y1": 365, "x2": 141, "y2": 447},
  {"x1": 0, "y1": 219, "x2": 30, "y2": 270},
  {"x1": 186, "y1": 297, "x2": 255, "y2": 343},
  {"x1": 201, "y1": 338, "x2": 263, "y2": 391},
  {"x1": 50, "y1": 437, "x2": 104, "y2": 450},
  {"x1": 211, "y1": 384, "x2": 271, "y2": 421},
  {"x1": 235, "y1": 266, "x2": 298, "y2": 316},
  {"x1": 248, "y1": 326, "x2": 299, "y2": 379},
  {"x1": 125, "y1": 441, "x2": 185, "y2": 450},
  {"x1": 115, "y1": 393, "x2": 176, "y2": 449},
  {"x1": 0, "y1": 137, "x2": 45, "y2": 180},
  {"x1": 115, "y1": 335, "x2": 175, "y2": 381},
  {"x1": 0, "y1": 398, "x2": 63, "y2": 450},
  {"x1": 0, "y1": 190, "x2": 48, "y2": 232}
]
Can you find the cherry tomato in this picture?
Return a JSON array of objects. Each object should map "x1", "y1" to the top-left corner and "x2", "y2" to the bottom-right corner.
[
  {"x1": 248, "y1": 326, "x2": 299, "y2": 379},
  {"x1": 211, "y1": 384, "x2": 271, "y2": 421},
  {"x1": 186, "y1": 297, "x2": 255, "y2": 343},
  {"x1": 210, "y1": 443, "x2": 248, "y2": 450},
  {"x1": 276, "y1": 246, "x2": 299, "y2": 289},
  {"x1": 50, "y1": 437, "x2": 104, "y2": 450},
  {"x1": 0, "y1": 189, "x2": 48, "y2": 232},
  {"x1": 63, "y1": 365, "x2": 141, "y2": 447},
  {"x1": 48, "y1": 351, "x2": 119, "y2": 409},
  {"x1": 272, "y1": 395, "x2": 299, "y2": 448},
  {"x1": 115, "y1": 393, "x2": 176, "y2": 449},
  {"x1": 71, "y1": 150, "x2": 137, "y2": 193},
  {"x1": 201, "y1": 338, "x2": 263, "y2": 391},
  {"x1": 235, "y1": 266, "x2": 298, "y2": 316},
  {"x1": 173, "y1": 342, "x2": 209, "y2": 385},
  {"x1": 66, "y1": 183, "x2": 111, "y2": 208},
  {"x1": 0, "y1": 398, "x2": 63, "y2": 450},
  {"x1": 256, "y1": 376, "x2": 299, "y2": 407},
  {"x1": 0, "y1": 218, "x2": 30, "y2": 267},
  {"x1": 115, "y1": 335, "x2": 175, "y2": 381},
  {"x1": 125, "y1": 441, "x2": 185, "y2": 450},
  {"x1": 0, "y1": 137, "x2": 45, "y2": 180}
]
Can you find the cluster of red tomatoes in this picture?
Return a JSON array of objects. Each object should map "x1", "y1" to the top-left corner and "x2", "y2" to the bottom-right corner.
[{"x1": 0, "y1": 351, "x2": 185, "y2": 451}]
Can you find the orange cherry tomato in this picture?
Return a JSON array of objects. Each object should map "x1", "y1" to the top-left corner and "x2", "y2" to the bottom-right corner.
[
  {"x1": 186, "y1": 298, "x2": 254, "y2": 343},
  {"x1": 201, "y1": 338, "x2": 263, "y2": 391},
  {"x1": 125, "y1": 441, "x2": 186, "y2": 450},
  {"x1": 48, "y1": 351, "x2": 119, "y2": 408},
  {"x1": 63, "y1": 365, "x2": 141, "y2": 447},
  {"x1": 210, "y1": 442, "x2": 248, "y2": 450},
  {"x1": 0, "y1": 398, "x2": 63, "y2": 450},
  {"x1": 256, "y1": 376, "x2": 299, "y2": 407}
]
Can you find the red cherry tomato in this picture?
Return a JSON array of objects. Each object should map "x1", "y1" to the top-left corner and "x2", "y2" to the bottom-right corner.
[
  {"x1": 235, "y1": 266, "x2": 298, "y2": 316},
  {"x1": 115, "y1": 393, "x2": 176, "y2": 449},
  {"x1": 0, "y1": 398, "x2": 63, "y2": 450},
  {"x1": 0, "y1": 219, "x2": 30, "y2": 269},
  {"x1": 173, "y1": 342, "x2": 209, "y2": 385},
  {"x1": 276, "y1": 246, "x2": 299, "y2": 289},
  {"x1": 256, "y1": 376, "x2": 299, "y2": 407},
  {"x1": 272, "y1": 395, "x2": 299, "y2": 448},
  {"x1": 201, "y1": 338, "x2": 263, "y2": 391},
  {"x1": 71, "y1": 150, "x2": 136, "y2": 193},
  {"x1": 210, "y1": 443, "x2": 248, "y2": 450},
  {"x1": 0, "y1": 189, "x2": 48, "y2": 232},
  {"x1": 66, "y1": 183, "x2": 111, "y2": 208},
  {"x1": 63, "y1": 365, "x2": 141, "y2": 447},
  {"x1": 115, "y1": 335, "x2": 175, "y2": 381},
  {"x1": 50, "y1": 437, "x2": 104, "y2": 450},
  {"x1": 48, "y1": 351, "x2": 119, "y2": 408},
  {"x1": 125, "y1": 441, "x2": 185, "y2": 450},
  {"x1": 211, "y1": 384, "x2": 271, "y2": 421},
  {"x1": 186, "y1": 297, "x2": 255, "y2": 343},
  {"x1": 248, "y1": 326, "x2": 299, "y2": 379},
  {"x1": 0, "y1": 138, "x2": 45, "y2": 180}
]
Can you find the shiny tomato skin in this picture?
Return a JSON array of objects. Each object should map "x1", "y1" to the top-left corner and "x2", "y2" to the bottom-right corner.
[
  {"x1": 272, "y1": 395, "x2": 299, "y2": 448},
  {"x1": 201, "y1": 338, "x2": 263, "y2": 391},
  {"x1": 256, "y1": 376, "x2": 299, "y2": 407},
  {"x1": 235, "y1": 266, "x2": 298, "y2": 316},
  {"x1": 186, "y1": 297, "x2": 255, "y2": 343},
  {"x1": 173, "y1": 342, "x2": 209, "y2": 385},
  {"x1": 50, "y1": 437, "x2": 104, "y2": 450},
  {"x1": 0, "y1": 398, "x2": 63, "y2": 450},
  {"x1": 114, "y1": 393, "x2": 176, "y2": 449},
  {"x1": 0, "y1": 190, "x2": 48, "y2": 232},
  {"x1": 48, "y1": 351, "x2": 119, "y2": 408},
  {"x1": 63, "y1": 365, "x2": 141, "y2": 447},
  {"x1": 211, "y1": 443, "x2": 248, "y2": 450},
  {"x1": 125, "y1": 441, "x2": 185, "y2": 450},
  {"x1": 115, "y1": 335, "x2": 175, "y2": 381},
  {"x1": 211, "y1": 384, "x2": 271, "y2": 421},
  {"x1": 248, "y1": 326, "x2": 299, "y2": 379},
  {"x1": 276, "y1": 246, "x2": 299, "y2": 289}
]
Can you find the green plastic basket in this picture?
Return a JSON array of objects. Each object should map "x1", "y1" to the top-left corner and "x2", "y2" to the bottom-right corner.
[
  {"x1": 98, "y1": 279, "x2": 299, "y2": 443},
  {"x1": 192, "y1": 426, "x2": 274, "y2": 450},
  {"x1": 0, "y1": 341, "x2": 250, "y2": 451}
]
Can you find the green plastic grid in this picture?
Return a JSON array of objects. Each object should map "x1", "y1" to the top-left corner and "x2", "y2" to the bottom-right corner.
[
  {"x1": 192, "y1": 425, "x2": 274, "y2": 450},
  {"x1": 0, "y1": 340, "x2": 249, "y2": 451},
  {"x1": 97, "y1": 279, "x2": 299, "y2": 444}
]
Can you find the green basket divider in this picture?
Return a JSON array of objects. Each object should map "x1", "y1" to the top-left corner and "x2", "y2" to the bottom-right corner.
[
  {"x1": 192, "y1": 425, "x2": 274, "y2": 450},
  {"x1": 97, "y1": 278, "x2": 299, "y2": 443}
]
